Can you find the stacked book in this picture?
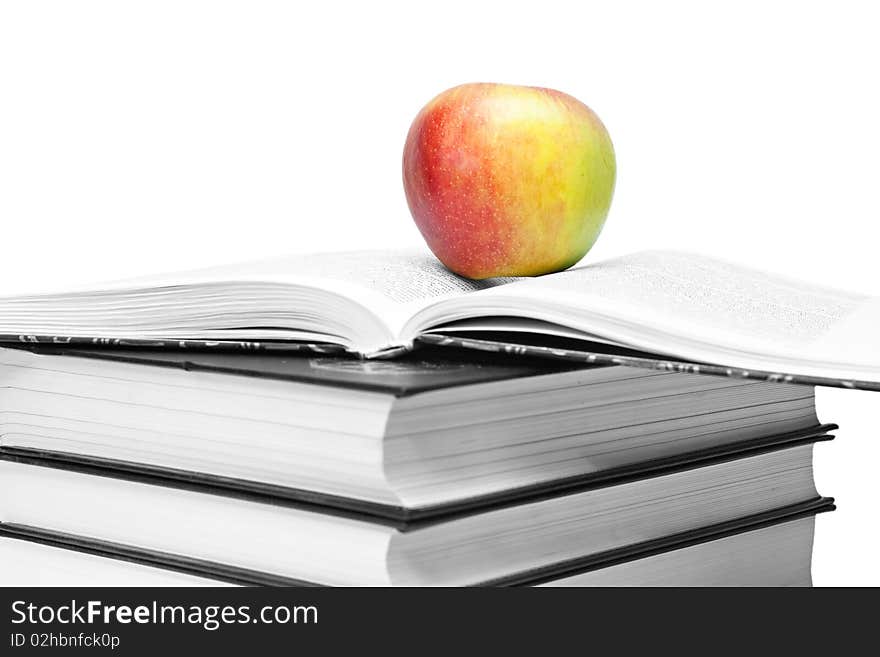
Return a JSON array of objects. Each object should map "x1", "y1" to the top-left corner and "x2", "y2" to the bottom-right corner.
[
  {"x1": 0, "y1": 343, "x2": 834, "y2": 586},
  {"x1": 1, "y1": 249, "x2": 876, "y2": 586}
]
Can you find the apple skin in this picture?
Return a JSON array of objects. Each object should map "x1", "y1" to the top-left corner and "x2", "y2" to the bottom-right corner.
[{"x1": 403, "y1": 83, "x2": 616, "y2": 279}]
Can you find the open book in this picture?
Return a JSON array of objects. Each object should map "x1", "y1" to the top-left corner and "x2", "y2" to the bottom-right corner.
[{"x1": 1, "y1": 249, "x2": 878, "y2": 389}]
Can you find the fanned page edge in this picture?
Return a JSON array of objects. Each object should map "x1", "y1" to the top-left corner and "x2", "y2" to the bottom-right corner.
[
  {"x1": 401, "y1": 250, "x2": 880, "y2": 385},
  {"x1": 0, "y1": 249, "x2": 518, "y2": 356}
]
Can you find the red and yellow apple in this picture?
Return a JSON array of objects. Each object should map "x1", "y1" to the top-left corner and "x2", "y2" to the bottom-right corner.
[{"x1": 403, "y1": 83, "x2": 616, "y2": 279}]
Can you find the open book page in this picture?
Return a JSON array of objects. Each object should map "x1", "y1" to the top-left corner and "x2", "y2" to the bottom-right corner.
[
  {"x1": 270, "y1": 250, "x2": 516, "y2": 330},
  {"x1": 410, "y1": 250, "x2": 880, "y2": 382},
  {"x1": 0, "y1": 249, "x2": 514, "y2": 352},
  {"x1": 127, "y1": 249, "x2": 515, "y2": 334}
]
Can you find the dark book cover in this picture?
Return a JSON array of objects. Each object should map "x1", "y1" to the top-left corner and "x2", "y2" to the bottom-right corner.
[
  {"x1": 1, "y1": 341, "x2": 588, "y2": 396},
  {"x1": 6, "y1": 330, "x2": 879, "y2": 391},
  {"x1": 417, "y1": 332, "x2": 880, "y2": 392}
]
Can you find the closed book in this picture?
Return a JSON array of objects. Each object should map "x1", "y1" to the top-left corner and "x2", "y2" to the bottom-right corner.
[
  {"x1": 0, "y1": 432, "x2": 832, "y2": 586},
  {"x1": 0, "y1": 503, "x2": 831, "y2": 587},
  {"x1": 0, "y1": 343, "x2": 826, "y2": 515}
]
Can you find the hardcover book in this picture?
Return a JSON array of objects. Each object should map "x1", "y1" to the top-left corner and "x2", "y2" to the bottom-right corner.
[
  {"x1": 0, "y1": 504, "x2": 830, "y2": 587},
  {"x1": 0, "y1": 343, "x2": 827, "y2": 513},
  {"x1": 0, "y1": 435, "x2": 833, "y2": 586}
]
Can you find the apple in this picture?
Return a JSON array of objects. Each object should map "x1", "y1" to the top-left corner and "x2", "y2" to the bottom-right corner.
[{"x1": 403, "y1": 83, "x2": 616, "y2": 279}]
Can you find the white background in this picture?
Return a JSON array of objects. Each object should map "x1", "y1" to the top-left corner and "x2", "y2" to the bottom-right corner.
[{"x1": 1, "y1": 1, "x2": 878, "y2": 585}]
